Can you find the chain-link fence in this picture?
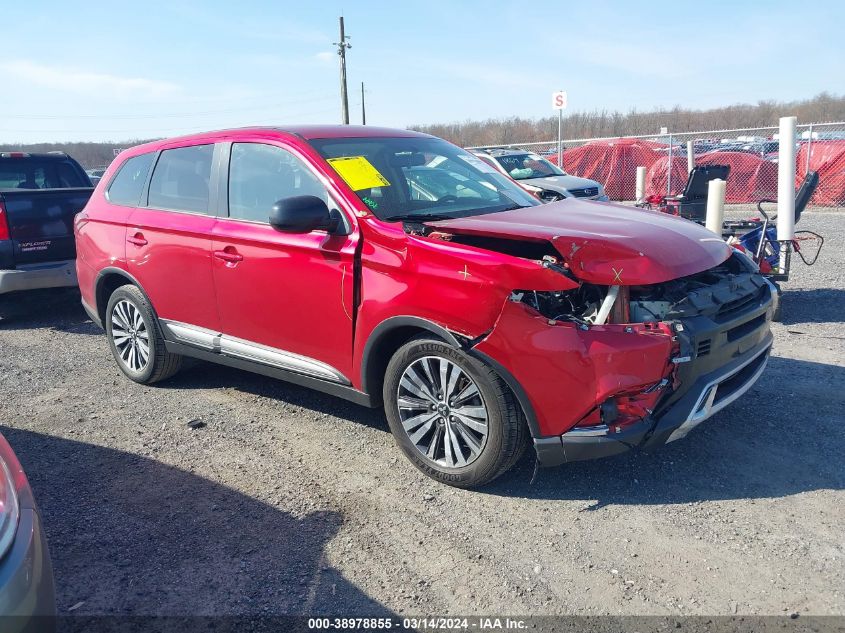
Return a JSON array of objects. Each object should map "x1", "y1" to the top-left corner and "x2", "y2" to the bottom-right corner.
[{"x1": 469, "y1": 122, "x2": 845, "y2": 211}]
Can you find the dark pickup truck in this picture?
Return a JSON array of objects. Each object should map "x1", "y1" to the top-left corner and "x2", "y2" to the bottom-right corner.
[{"x1": 0, "y1": 152, "x2": 94, "y2": 305}]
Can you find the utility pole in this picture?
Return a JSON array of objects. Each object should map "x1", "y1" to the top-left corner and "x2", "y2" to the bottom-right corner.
[
  {"x1": 334, "y1": 17, "x2": 351, "y2": 125},
  {"x1": 361, "y1": 82, "x2": 366, "y2": 125}
]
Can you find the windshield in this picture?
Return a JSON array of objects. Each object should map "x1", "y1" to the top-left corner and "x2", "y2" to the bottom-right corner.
[
  {"x1": 309, "y1": 137, "x2": 540, "y2": 221},
  {"x1": 494, "y1": 153, "x2": 565, "y2": 180}
]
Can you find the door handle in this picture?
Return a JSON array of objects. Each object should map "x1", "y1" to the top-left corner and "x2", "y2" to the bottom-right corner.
[
  {"x1": 127, "y1": 232, "x2": 148, "y2": 246},
  {"x1": 213, "y1": 249, "x2": 243, "y2": 263}
]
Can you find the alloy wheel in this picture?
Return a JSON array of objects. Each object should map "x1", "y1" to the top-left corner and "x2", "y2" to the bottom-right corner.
[
  {"x1": 396, "y1": 356, "x2": 489, "y2": 468},
  {"x1": 110, "y1": 299, "x2": 150, "y2": 372}
]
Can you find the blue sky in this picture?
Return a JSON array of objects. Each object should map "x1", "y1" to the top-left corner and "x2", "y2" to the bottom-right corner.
[{"x1": 1, "y1": 0, "x2": 843, "y2": 143}]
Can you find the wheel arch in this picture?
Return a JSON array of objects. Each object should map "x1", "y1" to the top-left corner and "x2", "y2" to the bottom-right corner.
[
  {"x1": 360, "y1": 316, "x2": 463, "y2": 405},
  {"x1": 360, "y1": 316, "x2": 541, "y2": 439},
  {"x1": 94, "y1": 267, "x2": 154, "y2": 326},
  {"x1": 465, "y1": 349, "x2": 542, "y2": 439}
]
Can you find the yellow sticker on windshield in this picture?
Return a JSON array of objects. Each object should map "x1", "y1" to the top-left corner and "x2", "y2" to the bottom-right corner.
[{"x1": 327, "y1": 156, "x2": 391, "y2": 191}]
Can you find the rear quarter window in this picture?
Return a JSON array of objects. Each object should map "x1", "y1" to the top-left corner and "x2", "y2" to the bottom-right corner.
[
  {"x1": 106, "y1": 153, "x2": 155, "y2": 207},
  {"x1": 147, "y1": 145, "x2": 214, "y2": 214}
]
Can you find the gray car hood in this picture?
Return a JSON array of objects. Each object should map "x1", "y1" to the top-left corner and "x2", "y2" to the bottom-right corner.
[{"x1": 522, "y1": 174, "x2": 600, "y2": 194}]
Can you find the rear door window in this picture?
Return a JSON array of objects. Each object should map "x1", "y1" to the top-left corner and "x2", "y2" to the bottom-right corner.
[
  {"x1": 147, "y1": 144, "x2": 214, "y2": 214},
  {"x1": 106, "y1": 153, "x2": 155, "y2": 206}
]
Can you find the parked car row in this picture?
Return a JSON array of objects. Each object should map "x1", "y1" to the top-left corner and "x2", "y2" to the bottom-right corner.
[
  {"x1": 85, "y1": 166, "x2": 109, "y2": 186},
  {"x1": 469, "y1": 148, "x2": 609, "y2": 202},
  {"x1": 549, "y1": 136, "x2": 840, "y2": 203},
  {"x1": 1, "y1": 126, "x2": 775, "y2": 624}
]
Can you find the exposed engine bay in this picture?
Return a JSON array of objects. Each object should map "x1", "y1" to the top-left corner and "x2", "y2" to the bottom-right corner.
[
  {"x1": 511, "y1": 286, "x2": 604, "y2": 325},
  {"x1": 511, "y1": 252, "x2": 765, "y2": 326},
  {"x1": 627, "y1": 252, "x2": 768, "y2": 321}
]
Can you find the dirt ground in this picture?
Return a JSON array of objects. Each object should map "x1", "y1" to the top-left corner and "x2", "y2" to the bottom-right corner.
[{"x1": 0, "y1": 211, "x2": 842, "y2": 619}]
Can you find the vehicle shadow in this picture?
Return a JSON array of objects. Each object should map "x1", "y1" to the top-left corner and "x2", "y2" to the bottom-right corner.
[
  {"x1": 779, "y1": 288, "x2": 845, "y2": 325},
  {"x1": 482, "y1": 355, "x2": 845, "y2": 508},
  {"x1": 0, "y1": 288, "x2": 99, "y2": 335},
  {"x1": 171, "y1": 354, "x2": 845, "y2": 509},
  {"x1": 1, "y1": 427, "x2": 396, "y2": 620}
]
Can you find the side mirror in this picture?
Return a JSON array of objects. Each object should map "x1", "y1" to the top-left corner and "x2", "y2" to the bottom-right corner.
[{"x1": 269, "y1": 195, "x2": 338, "y2": 233}]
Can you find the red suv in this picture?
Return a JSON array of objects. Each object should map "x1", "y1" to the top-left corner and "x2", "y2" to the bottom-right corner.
[{"x1": 75, "y1": 126, "x2": 773, "y2": 487}]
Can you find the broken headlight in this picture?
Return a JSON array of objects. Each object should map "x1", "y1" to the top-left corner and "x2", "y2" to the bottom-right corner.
[{"x1": 511, "y1": 285, "x2": 604, "y2": 324}]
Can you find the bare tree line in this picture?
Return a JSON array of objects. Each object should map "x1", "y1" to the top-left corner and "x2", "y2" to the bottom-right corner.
[
  {"x1": 411, "y1": 92, "x2": 845, "y2": 147},
  {"x1": 0, "y1": 140, "x2": 157, "y2": 170},
  {"x1": 2, "y1": 93, "x2": 843, "y2": 168}
]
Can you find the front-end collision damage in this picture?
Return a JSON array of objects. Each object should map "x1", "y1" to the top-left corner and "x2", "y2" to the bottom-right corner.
[
  {"x1": 426, "y1": 200, "x2": 735, "y2": 286},
  {"x1": 462, "y1": 251, "x2": 774, "y2": 466},
  {"x1": 471, "y1": 299, "x2": 677, "y2": 441},
  {"x1": 404, "y1": 210, "x2": 773, "y2": 465}
]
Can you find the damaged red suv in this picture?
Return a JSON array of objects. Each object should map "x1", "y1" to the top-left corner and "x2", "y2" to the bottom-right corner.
[{"x1": 75, "y1": 127, "x2": 773, "y2": 487}]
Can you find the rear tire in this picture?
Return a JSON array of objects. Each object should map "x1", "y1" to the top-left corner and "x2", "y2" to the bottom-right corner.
[
  {"x1": 105, "y1": 284, "x2": 182, "y2": 384},
  {"x1": 383, "y1": 337, "x2": 527, "y2": 488}
]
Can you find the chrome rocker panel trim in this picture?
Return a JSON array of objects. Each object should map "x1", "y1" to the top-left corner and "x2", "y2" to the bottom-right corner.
[{"x1": 159, "y1": 319, "x2": 350, "y2": 385}]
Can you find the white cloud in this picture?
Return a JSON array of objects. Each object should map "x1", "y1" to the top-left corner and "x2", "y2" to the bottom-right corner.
[
  {"x1": 0, "y1": 60, "x2": 180, "y2": 98},
  {"x1": 315, "y1": 51, "x2": 335, "y2": 64}
]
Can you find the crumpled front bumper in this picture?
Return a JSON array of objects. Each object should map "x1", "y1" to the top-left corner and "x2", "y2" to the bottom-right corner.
[
  {"x1": 469, "y1": 253, "x2": 775, "y2": 467},
  {"x1": 532, "y1": 274, "x2": 775, "y2": 466},
  {"x1": 535, "y1": 333, "x2": 772, "y2": 466}
]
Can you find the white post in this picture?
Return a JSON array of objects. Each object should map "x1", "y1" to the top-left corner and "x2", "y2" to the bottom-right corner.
[
  {"x1": 635, "y1": 166, "x2": 646, "y2": 204},
  {"x1": 777, "y1": 116, "x2": 797, "y2": 272},
  {"x1": 557, "y1": 109, "x2": 563, "y2": 168},
  {"x1": 705, "y1": 178, "x2": 726, "y2": 234},
  {"x1": 666, "y1": 133, "x2": 673, "y2": 195},
  {"x1": 805, "y1": 123, "x2": 813, "y2": 173},
  {"x1": 686, "y1": 140, "x2": 695, "y2": 174}
]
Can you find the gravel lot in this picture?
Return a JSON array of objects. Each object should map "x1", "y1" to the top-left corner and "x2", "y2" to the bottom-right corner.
[{"x1": 0, "y1": 211, "x2": 843, "y2": 618}]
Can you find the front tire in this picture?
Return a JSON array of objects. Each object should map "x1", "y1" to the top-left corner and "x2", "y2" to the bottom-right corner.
[
  {"x1": 105, "y1": 284, "x2": 182, "y2": 384},
  {"x1": 383, "y1": 337, "x2": 527, "y2": 488},
  {"x1": 772, "y1": 285, "x2": 783, "y2": 322}
]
